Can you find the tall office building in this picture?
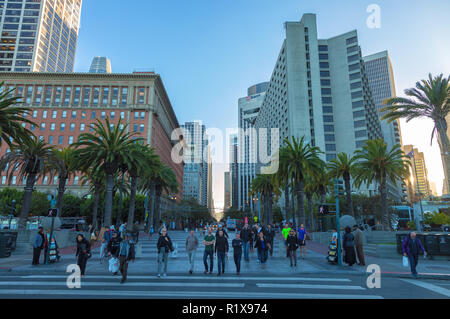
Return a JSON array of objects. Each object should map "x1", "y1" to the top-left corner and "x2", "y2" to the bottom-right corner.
[
  {"x1": 404, "y1": 145, "x2": 432, "y2": 201},
  {"x1": 180, "y1": 121, "x2": 211, "y2": 207},
  {"x1": 0, "y1": 0, "x2": 82, "y2": 72},
  {"x1": 363, "y1": 51, "x2": 405, "y2": 202},
  {"x1": 0, "y1": 71, "x2": 184, "y2": 204},
  {"x1": 253, "y1": 13, "x2": 383, "y2": 195},
  {"x1": 89, "y1": 56, "x2": 112, "y2": 74},
  {"x1": 238, "y1": 82, "x2": 268, "y2": 211}
]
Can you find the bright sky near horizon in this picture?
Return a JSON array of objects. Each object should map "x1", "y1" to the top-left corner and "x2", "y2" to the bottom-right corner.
[{"x1": 74, "y1": 0, "x2": 450, "y2": 209}]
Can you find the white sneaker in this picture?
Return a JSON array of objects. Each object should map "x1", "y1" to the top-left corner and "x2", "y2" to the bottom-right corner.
[
  {"x1": 157, "y1": 273, "x2": 161, "y2": 278},
  {"x1": 163, "y1": 273, "x2": 167, "y2": 278}
]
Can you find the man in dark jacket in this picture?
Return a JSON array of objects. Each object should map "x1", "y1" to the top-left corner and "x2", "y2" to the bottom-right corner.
[
  {"x1": 402, "y1": 232, "x2": 426, "y2": 278},
  {"x1": 232, "y1": 232, "x2": 243, "y2": 275},
  {"x1": 118, "y1": 233, "x2": 135, "y2": 283},
  {"x1": 32, "y1": 227, "x2": 45, "y2": 265},
  {"x1": 107, "y1": 231, "x2": 122, "y2": 258},
  {"x1": 240, "y1": 224, "x2": 253, "y2": 262},
  {"x1": 215, "y1": 230, "x2": 229, "y2": 276},
  {"x1": 157, "y1": 229, "x2": 174, "y2": 278},
  {"x1": 216, "y1": 224, "x2": 228, "y2": 239}
]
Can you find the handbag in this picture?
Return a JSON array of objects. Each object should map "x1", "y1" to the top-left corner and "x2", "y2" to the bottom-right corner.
[{"x1": 402, "y1": 256, "x2": 409, "y2": 268}]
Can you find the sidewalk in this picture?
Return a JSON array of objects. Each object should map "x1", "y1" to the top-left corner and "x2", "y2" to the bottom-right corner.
[{"x1": 306, "y1": 239, "x2": 450, "y2": 278}]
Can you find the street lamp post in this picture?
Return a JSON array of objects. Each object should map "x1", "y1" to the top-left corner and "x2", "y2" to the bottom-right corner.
[
  {"x1": 117, "y1": 164, "x2": 127, "y2": 227},
  {"x1": 8, "y1": 200, "x2": 16, "y2": 229},
  {"x1": 45, "y1": 208, "x2": 57, "y2": 265}
]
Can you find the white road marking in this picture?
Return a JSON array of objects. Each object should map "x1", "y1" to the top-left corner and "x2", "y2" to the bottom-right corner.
[
  {"x1": 0, "y1": 289, "x2": 383, "y2": 299},
  {"x1": 400, "y1": 279, "x2": 450, "y2": 297},
  {"x1": 0, "y1": 281, "x2": 244, "y2": 288},
  {"x1": 257, "y1": 283, "x2": 366, "y2": 290}
]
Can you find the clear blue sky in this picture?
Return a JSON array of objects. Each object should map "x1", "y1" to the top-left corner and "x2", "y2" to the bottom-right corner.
[{"x1": 74, "y1": 0, "x2": 450, "y2": 208}]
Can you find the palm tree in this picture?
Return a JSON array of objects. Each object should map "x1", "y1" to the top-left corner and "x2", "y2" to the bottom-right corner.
[
  {"x1": 71, "y1": 118, "x2": 139, "y2": 227},
  {"x1": 277, "y1": 147, "x2": 291, "y2": 221},
  {"x1": 303, "y1": 176, "x2": 318, "y2": 231},
  {"x1": 328, "y1": 153, "x2": 357, "y2": 217},
  {"x1": 380, "y1": 73, "x2": 450, "y2": 194},
  {"x1": 123, "y1": 144, "x2": 159, "y2": 231},
  {"x1": 0, "y1": 136, "x2": 56, "y2": 229},
  {"x1": 0, "y1": 82, "x2": 35, "y2": 147},
  {"x1": 51, "y1": 148, "x2": 78, "y2": 217},
  {"x1": 154, "y1": 164, "x2": 178, "y2": 225},
  {"x1": 353, "y1": 139, "x2": 410, "y2": 229},
  {"x1": 250, "y1": 173, "x2": 278, "y2": 225},
  {"x1": 281, "y1": 136, "x2": 323, "y2": 225}
]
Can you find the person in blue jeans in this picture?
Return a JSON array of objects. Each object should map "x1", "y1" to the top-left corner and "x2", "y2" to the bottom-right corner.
[
  {"x1": 203, "y1": 227, "x2": 215, "y2": 274},
  {"x1": 297, "y1": 224, "x2": 307, "y2": 259},
  {"x1": 402, "y1": 232, "x2": 427, "y2": 278},
  {"x1": 215, "y1": 230, "x2": 229, "y2": 276},
  {"x1": 240, "y1": 224, "x2": 253, "y2": 262},
  {"x1": 254, "y1": 232, "x2": 270, "y2": 269}
]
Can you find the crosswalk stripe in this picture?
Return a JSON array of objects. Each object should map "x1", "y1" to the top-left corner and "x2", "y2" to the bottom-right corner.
[
  {"x1": 256, "y1": 283, "x2": 366, "y2": 290},
  {"x1": 400, "y1": 279, "x2": 450, "y2": 297},
  {"x1": 9, "y1": 275, "x2": 351, "y2": 282},
  {"x1": 0, "y1": 289, "x2": 383, "y2": 299},
  {"x1": 0, "y1": 281, "x2": 244, "y2": 288}
]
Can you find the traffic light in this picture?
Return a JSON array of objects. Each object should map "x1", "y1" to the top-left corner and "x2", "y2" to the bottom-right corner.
[
  {"x1": 319, "y1": 205, "x2": 329, "y2": 215},
  {"x1": 48, "y1": 208, "x2": 58, "y2": 216},
  {"x1": 334, "y1": 179, "x2": 345, "y2": 196}
]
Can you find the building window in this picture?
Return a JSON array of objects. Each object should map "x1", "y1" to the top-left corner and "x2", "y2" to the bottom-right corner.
[
  {"x1": 60, "y1": 123, "x2": 65, "y2": 131},
  {"x1": 139, "y1": 124, "x2": 144, "y2": 132},
  {"x1": 138, "y1": 87, "x2": 145, "y2": 104},
  {"x1": 355, "y1": 130, "x2": 367, "y2": 138},
  {"x1": 68, "y1": 136, "x2": 74, "y2": 145},
  {"x1": 70, "y1": 123, "x2": 75, "y2": 131},
  {"x1": 73, "y1": 176, "x2": 79, "y2": 185},
  {"x1": 80, "y1": 123, "x2": 85, "y2": 131},
  {"x1": 121, "y1": 87, "x2": 128, "y2": 106},
  {"x1": 102, "y1": 87, "x2": 109, "y2": 105},
  {"x1": 50, "y1": 123, "x2": 55, "y2": 131},
  {"x1": 40, "y1": 123, "x2": 45, "y2": 131},
  {"x1": 81, "y1": 111, "x2": 86, "y2": 119},
  {"x1": 92, "y1": 87, "x2": 99, "y2": 106},
  {"x1": 120, "y1": 112, "x2": 125, "y2": 119},
  {"x1": 354, "y1": 120, "x2": 366, "y2": 128},
  {"x1": 52, "y1": 110, "x2": 57, "y2": 119},
  {"x1": 133, "y1": 124, "x2": 138, "y2": 132},
  {"x1": 71, "y1": 111, "x2": 76, "y2": 119},
  {"x1": 325, "y1": 144, "x2": 336, "y2": 152},
  {"x1": 353, "y1": 110, "x2": 365, "y2": 118},
  {"x1": 346, "y1": 36, "x2": 357, "y2": 45},
  {"x1": 91, "y1": 111, "x2": 96, "y2": 119},
  {"x1": 112, "y1": 87, "x2": 118, "y2": 105},
  {"x1": 62, "y1": 110, "x2": 67, "y2": 118},
  {"x1": 73, "y1": 87, "x2": 81, "y2": 106},
  {"x1": 134, "y1": 112, "x2": 139, "y2": 120},
  {"x1": 33, "y1": 110, "x2": 38, "y2": 118},
  {"x1": 42, "y1": 110, "x2": 47, "y2": 119},
  {"x1": 325, "y1": 134, "x2": 335, "y2": 142},
  {"x1": 82, "y1": 87, "x2": 90, "y2": 106},
  {"x1": 323, "y1": 115, "x2": 334, "y2": 123},
  {"x1": 48, "y1": 135, "x2": 53, "y2": 144},
  {"x1": 58, "y1": 136, "x2": 63, "y2": 144},
  {"x1": 64, "y1": 87, "x2": 72, "y2": 106},
  {"x1": 324, "y1": 125, "x2": 334, "y2": 132},
  {"x1": 101, "y1": 111, "x2": 106, "y2": 119},
  {"x1": 111, "y1": 111, "x2": 115, "y2": 119}
]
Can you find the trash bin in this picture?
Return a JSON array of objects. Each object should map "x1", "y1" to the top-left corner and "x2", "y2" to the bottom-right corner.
[
  {"x1": 396, "y1": 233, "x2": 409, "y2": 254},
  {"x1": 0, "y1": 233, "x2": 13, "y2": 258},
  {"x1": 423, "y1": 234, "x2": 440, "y2": 255},
  {"x1": 5, "y1": 231, "x2": 18, "y2": 251},
  {"x1": 436, "y1": 234, "x2": 450, "y2": 255}
]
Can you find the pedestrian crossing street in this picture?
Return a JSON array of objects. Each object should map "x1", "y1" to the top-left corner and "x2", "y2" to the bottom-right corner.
[{"x1": 0, "y1": 273, "x2": 384, "y2": 299}]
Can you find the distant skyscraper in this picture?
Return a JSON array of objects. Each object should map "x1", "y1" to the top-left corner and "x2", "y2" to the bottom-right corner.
[
  {"x1": 89, "y1": 56, "x2": 112, "y2": 74},
  {"x1": 181, "y1": 121, "x2": 211, "y2": 206},
  {"x1": 0, "y1": 0, "x2": 83, "y2": 72},
  {"x1": 224, "y1": 171, "x2": 231, "y2": 210},
  {"x1": 229, "y1": 133, "x2": 239, "y2": 209},
  {"x1": 238, "y1": 82, "x2": 268, "y2": 211},
  {"x1": 364, "y1": 51, "x2": 405, "y2": 202},
  {"x1": 404, "y1": 145, "x2": 432, "y2": 200}
]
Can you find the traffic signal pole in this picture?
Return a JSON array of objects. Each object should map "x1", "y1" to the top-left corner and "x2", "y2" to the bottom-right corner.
[{"x1": 334, "y1": 179, "x2": 342, "y2": 267}]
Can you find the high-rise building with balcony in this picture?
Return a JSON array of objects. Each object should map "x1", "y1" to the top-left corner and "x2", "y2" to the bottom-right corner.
[
  {"x1": 0, "y1": 0, "x2": 82, "y2": 73},
  {"x1": 253, "y1": 13, "x2": 383, "y2": 196},
  {"x1": 89, "y1": 56, "x2": 112, "y2": 74}
]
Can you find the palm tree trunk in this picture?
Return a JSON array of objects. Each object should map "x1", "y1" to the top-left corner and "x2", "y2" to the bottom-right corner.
[
  {"x1": 436, "y1": 124, "x2": 450, "y2": 195},
  {"x1": 104, "y1": 173, "x2": 114, "y2": 227},
  {"x1": 18, "y1": 173, "x2": 36, "y2": 229},
  {"x1": 307, "y1": 193, "x2": 313, "y2": 231},
  {"x1": 284, "y1": 185, "x2": 289, "y2": 220},
  {"x1": 127, "y1": 175, "x2": 138, "y2": 231},
  {"x1": 56, "y1": 175, "x2": 67, "y2": 217},
  {"x1": 296, "y1": 179, "x2": 306, "y2": 226},
  {"x1": 291, "y1": 186, "x2": 296, "y2": 226},
  {"x1": 379, "y1": 177, "x2": 389, "y2": 230},
  {"x1": 91, "y1": 185, "x2": 100, "y2": 230},
  {"x1": 344, "y1": 174, "x2": 354, "y2": 217},
  {"x1": 268, "y1": 190, "x2": 273, "y2": 225},
  {"x1": 155, "y1": 186, "x2": 162, "y2": 225},
  {"x1": 149, "y1": 183, "x2": 156, "y2": 230}
]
